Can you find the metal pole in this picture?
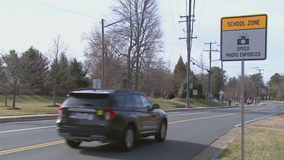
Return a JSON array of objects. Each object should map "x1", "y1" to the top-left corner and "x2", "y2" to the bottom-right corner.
[
  {"x1": 241, "y1": 60, "x2": 245, "y2": 160},
  {"x1": 208, "y1": 43, "x2": 212, "y2": 106},
  {"x1": 221, "y1": 61, "x2": 223, "y2": 90},
  {"x1": 101, "y1": 19, "x2": 105, "y2": 89},
  {"x1": 186, "y1": 0, "x2": 192, "y2": 108},
  {"x1": 259, "y1": 78, "x2": 261, "y2": 98},
  {"x1": 221, "y1": 60, "x2": 224, "y2": 103}
]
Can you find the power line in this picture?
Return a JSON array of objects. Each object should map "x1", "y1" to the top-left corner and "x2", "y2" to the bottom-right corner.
[
  {"x1": 191, "y1": 57, "x2": 209, "y2": 70},
  {"x1": 33, "y1": 0, "x2": 100, "y2": 20},
  {"x1": 192, "y1": 42, "x2": 205, "y2": 50},
  {"x1": 194, "y1": 22, "x2": 216, "y2": 42},
  {"x1": 195, "y1": 21, "x2": 217, "y2": 42},
  {"x1": 194, "y1": 24, "x2": 212, "y2": 42},
  {"x1": 168, "y1": 0, "x2": 179, "y2": 37},
  {"x1": 251, "y1": 57, "x2": 284, "y2": 68},
  {"x1": 175, "y1": 0, "x2": 181, "y2": 16},
  {"x1": 193, "y1": 31, "x2": 208, "y2": 44},
  {"x1": 195, "y1": 0, "x2": 206, "y2": 34}
]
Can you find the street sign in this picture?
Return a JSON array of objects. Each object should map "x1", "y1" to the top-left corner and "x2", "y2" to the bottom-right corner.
[
  {"x1": 221, "y1": 14, "x2": 267, "y2": 61},
  {"x1": 219, "y1": 90, "x2": 224, "y2": 95},
  {"x1": 179, "y1": 85, "x2": 183, "y2": 95},
  {"x1": 93, "y1": 79, "x2": 101, "y2": 89},
  {"x1": 193, "y1": 90, "x2": 198, "y2": 96},
  {"x1": 190, "y1": 82, "x2": 194, "y2": 89},
  {"x1": 221, "y1": 14, "x2": 268, "y2": 160}
]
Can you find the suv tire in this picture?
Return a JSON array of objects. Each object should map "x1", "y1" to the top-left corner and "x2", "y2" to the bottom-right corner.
[
  {"x1": 118, "y1": 125, "x2": 135, "y2": 152},
  {"x1": 66, "y1": 139, "x2": 81, "y2": 148},
  {"x1": 155, "y1": 120, "x2": 167, "y2": 142}
]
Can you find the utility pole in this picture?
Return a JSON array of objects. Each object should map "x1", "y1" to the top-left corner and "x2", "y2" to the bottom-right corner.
[
  {"x1": 204, "y1": 42, "x2": 217, "y2": 106},
  {"x1": 255, "y1": 68, "x2": 264, "y2": 98},
  {"x1": 178, "y1": 0, "x2": 194, "y2": 108},
  {"x1": 101, "y1": 19, "x2": 105, "y2": 89},
  {"x1": 101, "y1": 18, "x2": 126, "y2": 89},
  {"x1": 217, "y1": 44, "x2": 224, "y2": 103}
]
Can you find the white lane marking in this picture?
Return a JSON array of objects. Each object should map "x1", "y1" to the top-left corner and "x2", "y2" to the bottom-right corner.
[
  {"x1": 166, "y1": 112, "x2": 179, "y2": 114},
  {"x1": 234, "y1": 111, "x2": 284, "y2": 127},
  {"x1": 167, "y1": 112, "x2": 208, "y2": 117},
  {"x1": 0, "y1": 126, "x2": 55, "y2": 134}
]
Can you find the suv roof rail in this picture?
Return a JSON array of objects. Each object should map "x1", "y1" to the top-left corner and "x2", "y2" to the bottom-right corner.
[{"x1": 68, "y1": 88, "x2": 142, "y2": 94}]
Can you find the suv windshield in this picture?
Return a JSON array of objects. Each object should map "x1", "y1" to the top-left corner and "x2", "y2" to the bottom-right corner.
[{"x1": 62, "y1": 93, "x2": 109, "y2": 107}]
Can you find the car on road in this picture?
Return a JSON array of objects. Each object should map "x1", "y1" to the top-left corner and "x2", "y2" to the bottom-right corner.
[{"x1": 56, "y1": 89, "x2": 168, "y2": 151}]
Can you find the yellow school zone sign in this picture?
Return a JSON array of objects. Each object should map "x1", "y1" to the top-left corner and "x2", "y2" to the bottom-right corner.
[
  {"x1": 222, "y1": 14, "x2": 267, "y2": 31},
  {"x1": 221, "y1": 14, "x2": 267, "y2": 61}
]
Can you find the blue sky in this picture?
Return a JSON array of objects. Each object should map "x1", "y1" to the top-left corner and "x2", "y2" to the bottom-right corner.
[{"x1": 0, "y1": 0, "x2": 283, "y2": 83}]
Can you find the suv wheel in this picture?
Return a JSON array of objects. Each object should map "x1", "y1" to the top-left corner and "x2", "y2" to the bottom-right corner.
[
  {"x1": 155, "y1": 120, "x2": 167, "y2": 142},
  {"x1": 118, "y1": 125, "x2": 135, "y2": 151},
  {"x1": 66, "y1": 139, "x2": 81, "y2": 148}
]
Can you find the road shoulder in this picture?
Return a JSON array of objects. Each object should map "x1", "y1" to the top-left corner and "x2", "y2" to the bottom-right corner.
[{"x1": 192, "y1": 112, "x2": 284, "y2": 160}]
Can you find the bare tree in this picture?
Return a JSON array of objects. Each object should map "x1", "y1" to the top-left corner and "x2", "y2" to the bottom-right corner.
[
  {"x1": 0, "y1": 58, "x2": 9, "y2": 106},
  {"x1": 140, "y1": 56, "x2": 172, "y2": 97},
  {"x1": 47, "y1": 35, "x2": 76, "y2": 106},
  {"x1": 276, "y1": 76, "x2": 284, "y2": 100},
  {"x1": 84, "y1": 0, "x2": 165, "y2": 91},
  {"x1": 110, "y1": 0, "x2": 164, "y2": 89},
  {"x1": 84, "y1": 28, "x2": 126, "y2": 88}
]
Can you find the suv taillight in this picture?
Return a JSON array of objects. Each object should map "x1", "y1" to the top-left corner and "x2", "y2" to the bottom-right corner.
[
  {"x1": 57, "y1": 108, "x2": 62, "y2": 119},
  {"x1": 105, "y1": 110, "x2": 117, "y2": 120}
]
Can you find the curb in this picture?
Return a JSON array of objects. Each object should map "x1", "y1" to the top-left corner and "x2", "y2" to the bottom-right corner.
[
  {"x1": 0, "y1": 114, "x2": 57, "y2": 123},
  {"x1": 0, "y1": 104, "x2": 259, "y2": 124},
  {"x1": 163, "y1": 105, "x2": 237, "y2": 112}
]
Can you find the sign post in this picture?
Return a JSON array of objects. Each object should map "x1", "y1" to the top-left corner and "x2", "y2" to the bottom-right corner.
[
  {"x1": 221, "y1": 14, "x2": 267, "y2": 160},
  {"x1": 193, "y1": 90, "x2": 198, "y2": 101},
  {"x1": 219, "y1": 90, "x2": 224, "y2": 103}
]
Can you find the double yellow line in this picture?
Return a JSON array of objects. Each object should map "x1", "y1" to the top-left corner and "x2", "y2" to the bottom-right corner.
[
  {"x1": 0, "y1": 106, "x2": 278, "y2": 156},
  {"x1": 0, "y1": 140, "x2": 64, "y2": 156}
]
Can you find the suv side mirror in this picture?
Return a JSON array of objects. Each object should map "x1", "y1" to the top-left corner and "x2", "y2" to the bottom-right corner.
[{"x1": 153, "y1": 104, "x2": 160, "y2": 109}]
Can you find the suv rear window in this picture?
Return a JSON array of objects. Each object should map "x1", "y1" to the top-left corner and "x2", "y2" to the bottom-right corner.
[{"x1": 62, "y1": 93, "x2": 109, "y2": 107}]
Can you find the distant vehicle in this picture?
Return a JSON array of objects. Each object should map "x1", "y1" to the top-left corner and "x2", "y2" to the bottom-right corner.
[
  {"x1": 249, "y1": 99, "x2": 254, "y2": 104},
  {"x1": 56, "y1": 89, "x2": 168, "y2": 151}
]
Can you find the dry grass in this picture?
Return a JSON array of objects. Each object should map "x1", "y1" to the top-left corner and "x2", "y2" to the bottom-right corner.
[
  {"x1": 149, "y1": 97, "x2": 226, "y2": 109},
  {"x1": 0, "y1": 95, "x2": 226, "y2": 116},
  {"x1": 217, "y1": 126, "x2": 284, "y2": 160},
  {"x1": 0, "y1": 95, "x2": 65, "y2": 116}
]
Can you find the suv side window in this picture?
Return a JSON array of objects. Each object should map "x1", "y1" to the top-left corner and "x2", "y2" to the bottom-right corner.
[
  {"x1": 140, "y1": 95, "x2": 152, "y2": 109},
  {"x1": 124, "y1": 94, "x2": 133, "y2": 108},
  {"x1": 131, "y1": 95, "x2": 143, "y2": 108},
  {"x1": 111, "y1": 95, "x2": 125, "y2": 107}
]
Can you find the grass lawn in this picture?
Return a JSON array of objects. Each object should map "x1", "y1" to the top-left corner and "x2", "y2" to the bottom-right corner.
[
  {"x1": 0, "y1": 95, "x2": 65, "y2": 116},
  {"x1": 147, "y1": 97, "x2": 226, "y2": 109},
  {"x1": 0, "y1": 95, "x2": 227, "y2": 116},
  {"x1": 217, "y1": 126, "x2": 284, "y2": 160}
]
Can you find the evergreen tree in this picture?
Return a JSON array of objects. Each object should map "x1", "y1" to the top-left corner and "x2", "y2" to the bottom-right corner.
[
  {"x1": 21, "y1": 46, "x2": 49, "y2": 93},
  {"x1": 69, "y1": 58, "x2": 89, "y2": 89},
  {"x1": 172, "y1": 56, "x2": 186, "y2": 96}
]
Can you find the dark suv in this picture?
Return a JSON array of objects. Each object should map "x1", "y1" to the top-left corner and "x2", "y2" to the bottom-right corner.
[{"x1": 56, "y1": 89, "x2": 168, "y2": 151}]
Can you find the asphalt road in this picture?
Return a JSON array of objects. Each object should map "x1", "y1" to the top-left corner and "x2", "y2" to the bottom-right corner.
[{"x1": 0, "y1": 101, "x2": 283, "y2": 160}]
